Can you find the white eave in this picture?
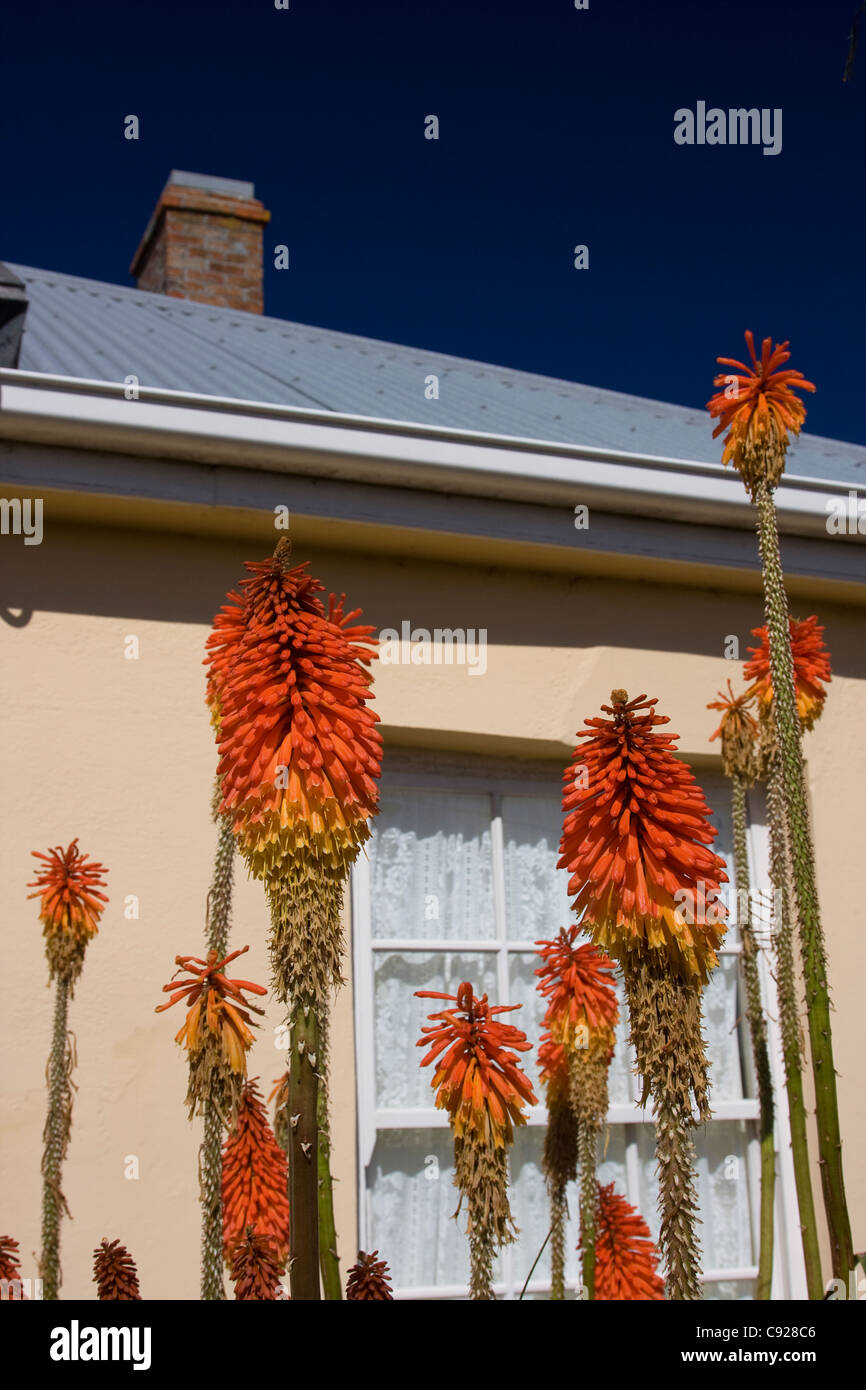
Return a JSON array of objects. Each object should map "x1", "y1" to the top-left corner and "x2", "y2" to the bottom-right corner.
[{"x1": 0, "y1": 369, "x2": 863, "y2": 596}]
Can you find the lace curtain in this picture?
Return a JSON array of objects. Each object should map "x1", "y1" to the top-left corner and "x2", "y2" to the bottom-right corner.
[{"x1": 362, "y1": 778, "x2": 755, "y2": 1298}]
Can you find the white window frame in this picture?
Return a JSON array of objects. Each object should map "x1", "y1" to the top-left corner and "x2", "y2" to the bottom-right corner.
[{"x1": 352, "y1": 755, "x2": 805, "y2": 1299}]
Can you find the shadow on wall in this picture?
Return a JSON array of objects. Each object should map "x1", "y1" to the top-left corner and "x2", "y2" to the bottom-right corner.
[
  {"x1": 2, "y1": 521, "x2": 866, "y2": 680},
  {"x1": 0, "y1": 605, "x2": 32, "y2": 627}
]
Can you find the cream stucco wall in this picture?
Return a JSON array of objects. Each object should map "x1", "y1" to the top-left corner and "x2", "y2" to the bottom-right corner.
[{"x1": 1, "y1": 519, "x2": 863, "y2": 1297}]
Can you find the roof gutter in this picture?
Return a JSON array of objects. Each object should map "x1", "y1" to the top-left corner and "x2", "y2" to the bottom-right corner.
[{"x1": 0, "y1": 369, "x2": 860, "y2": 540}]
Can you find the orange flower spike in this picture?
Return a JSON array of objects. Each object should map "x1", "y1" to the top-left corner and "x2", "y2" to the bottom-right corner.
[
  {"x1": 538, "y1": 1033, "x2": 570, "y2": 1101},
  {"x1": 28, "y1": 839, "x2": 109, "y2": 980},
  {"x1": 205, "y1": 553, "x2": 382, "y2": 883},
  {"x1": 416, "y1": 983, "x2": 538, "y2": 1147},
  {"x1": 222, "y1": 1079, "x2": 290, "y2": 1264},
  {"x1": 744, "y1": 615, "x2": 831, "y2": 731},
  {"x1": 345, "y1": 1250, "x2": 394, "y2": 1300},
  {"x1": 707, "y1": 680, "x2": 761, "y2": 781},
  {"x1": 707, "y1": 680, "x2": 759, "y2": 746},
  {"x1": 707, "y1": 331, "x2": 815, "y2": 480},
  {"x1": 592, "y1": 1181, "x2": 664, "y2": 1301},
  {"x1": 155, "y1": 946, "x2": 266, "y2": 1073},
  {"x1": 559, "y1": 692, "x2": 728, "y2": 983},
  {"x1": 535, "y1": 928, "x2": 618, "y2": 1052}
]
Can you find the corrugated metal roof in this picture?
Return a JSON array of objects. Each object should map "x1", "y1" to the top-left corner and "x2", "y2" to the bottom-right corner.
[{"x1": 7, "y1": 262, "x2": 865, "y2": 486}]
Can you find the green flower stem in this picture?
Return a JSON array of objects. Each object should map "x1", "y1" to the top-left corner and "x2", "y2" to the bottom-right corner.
[
  {"x1": 200, "y1": 1101, "x2": 226, "y2": 1300},
  {"x1": 41, "y1": 977, "x2": 72, "y2": 1301},
  {"x1": 730, "y1": 771, "x2": 775, "y2": 1299},
  {"x1": 198, "y1": 804, "x2": 235, "y2": 1300},
  {"x1": 577, "y1": 1122, "x2": 597, "y2": 1299},
  {"x1": 549, "y1": 1184, "x2": 567, "y2": 1301},
  {"x1": 624, "y1": 953, "x2": 707, "y2": 1300},
  {"x1": 288, "y1": 998, "x2": 321, "y2": 1299},
  {"x1": 316, "y1": 1014, "x2": 342, "y2": 1300},
  {"x1": 655, "y1": 1095, "x2": 702, "y2": 1300},
  {"x1": 206, "y1": 806, "x2": 235, "y2": 962},
  {"x1": 767, "y1": 751, "x2": 823, "y2": 1299},
  {"x1": 755, "y1": 479, "x2": 855, "y2": 1281}
]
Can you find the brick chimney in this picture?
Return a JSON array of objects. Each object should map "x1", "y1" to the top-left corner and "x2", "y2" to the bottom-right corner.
[{"x1": 130, "y1": 171, "x2": 270, "y2": 314}]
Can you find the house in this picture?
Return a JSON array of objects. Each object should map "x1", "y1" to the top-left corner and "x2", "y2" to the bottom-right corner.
[{"x1": 1, "y1": 171, "x2": 864, "y2": 1299}]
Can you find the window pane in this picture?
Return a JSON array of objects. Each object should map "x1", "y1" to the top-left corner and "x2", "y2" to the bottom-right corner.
[
  {"x1": 366, "y1": 1128, "x2": 501, "y2": 1294},
  {"x1": 637, "y1": 1119, "x2": 756, "y2": 1274},
  {"x1": 704, "y1": 957, "x2": 747, "y2": 1101},
  {"x1": 370, "y1": 789, "x2": 495, "y2": 939},
  {"x1": 506, "y1": 951, "x2": 545, "y2": 1094},
  {"x1": 374, "y1": 950, "x2": 499, "y2": 1109},
  {"x1": 703, "y1": 1279, "x2": 755, "y2": 1300},
  {"x1": 701, "y1": 771, "x2": 737, "y2": 947},
  {"x1": 502, "y1": 793, "x2": 571, "y2": 942},
  {"x1": 508, "y1": 1122, "x2": 628, "y2": 1294}
]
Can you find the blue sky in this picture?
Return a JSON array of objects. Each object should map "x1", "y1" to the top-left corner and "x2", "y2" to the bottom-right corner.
[{"x1": 2, "y1": 0, "x2": 864, "y2": 444}]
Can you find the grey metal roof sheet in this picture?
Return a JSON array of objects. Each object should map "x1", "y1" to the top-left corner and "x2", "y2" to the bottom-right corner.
[{"x1": 7, "y1": 262, "x2": 865, "y2": 486}]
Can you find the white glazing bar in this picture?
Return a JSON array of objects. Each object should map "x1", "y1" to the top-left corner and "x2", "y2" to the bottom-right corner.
[
  {"x1": 351, "y1": 853, "x2": 377, "y2": 1254},
  {"x1": 372, "y1": 937, "x2": 501, "y2": 953},
  {"x1": 490, "y1": 793, "x2": 515, "y2": 1295}
]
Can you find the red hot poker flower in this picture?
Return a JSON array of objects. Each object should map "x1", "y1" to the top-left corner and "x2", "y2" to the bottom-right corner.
[
  {"x1": 222, "y1": 1079, "x2": 290, "y2": 1264},
  {"x1": 345, "y1": 1250, "x2": 395, "y2": 1300},
  {"x1": 535, "y1": 928, "x2": 618, "y2": 1054},
  {"x1": 559, "y1": 691, "x2": 728, "y2": 983},
  {"x1": 592, "y1": 1181, "x2": 664, "y2": 1301},
  {"x1": 0, "y1": 1236, "x2": 26, "y2": 1300},
  {"x1": 205, "y1": 549, "x2": 381, "y2": 883},
  {"x1": 744, "y1": 615, "x2": 831, "y2": 731},
  {"x1": 28, "y1": 839, "x2": 109, "y2": 980},
  {"x1": 708, "y1": 680, "x2": 759, "y2": 746},
  {"x1": 92, "y1": 1240, "x2": 142, "y2": 1301},
  {"x1": 416, "y1": 982, "x2": 537, "y2": 1148},
  {"x1": 537, "y1": 1033, "x2": 571, "y2": 1107},
  {"x1": 229, "y1": 1228, "x2": 284, "y2": 1301},
  {"x1": 707, "y1": 680, "x2": 760, "y2": 781},
  {"x1": 707, "y1": 331, "x2": 815, "y2": 488},
  {"x1": 155, "y1": 946, "x2": 267, "y2": 1075}
]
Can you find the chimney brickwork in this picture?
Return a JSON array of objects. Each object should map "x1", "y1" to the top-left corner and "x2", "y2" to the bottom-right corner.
[{"x1": 130, "y1": 172, "x2": 270, "y2": 314}]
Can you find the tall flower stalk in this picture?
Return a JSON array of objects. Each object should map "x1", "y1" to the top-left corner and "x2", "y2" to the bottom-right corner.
[
  {"x1": 535, "y1": 930, "x2": 618, "y2": 1298},
  {"x1": 416, "y1": 982, "x2": 537, "y2": 1299},
  {"x1": 28, "y1": 839, "x2": 109, "y2": 1299},
  {"x1": 315, "y1": 1010, "x2": 342, "y2": 1299},
  {"x1": 199, "y1": 789, "x2": 237, "y2": 1299},
  {"x1": 708, "y1": 681, "x2": 775, "y2": 1298},
  {"x1": 709, "y1": 335, "x2": 854, "y2": 1281},
  {"x1": 537, "y1": 1037, "x2": 577, "y2": 1299},
  {"x1": 559, "y1": 692, "x2": 728, "y2": 1299},
  {"x1": 742, "y1": 618, "x2": 834, "y2": 1297},
  {"x1": 205, "y1": 541, "x2": 381, "y2": 1298},
  {"x1": 156, "y1": 943, "x2": 268, "y2": 1300}
]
